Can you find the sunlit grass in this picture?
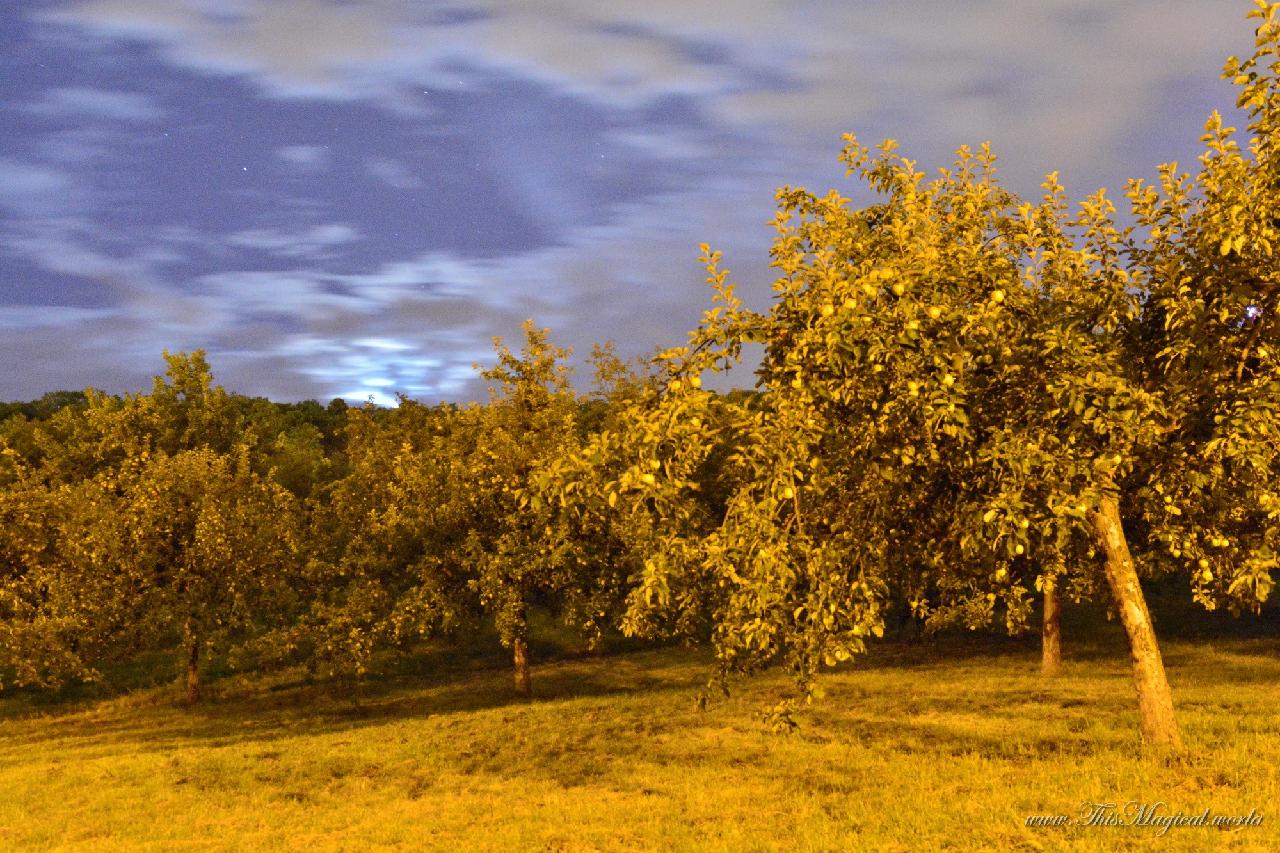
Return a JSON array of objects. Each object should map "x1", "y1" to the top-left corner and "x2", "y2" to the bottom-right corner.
[{"x1": 1, "y1": 610, "x2": 1277, "y2": 851}]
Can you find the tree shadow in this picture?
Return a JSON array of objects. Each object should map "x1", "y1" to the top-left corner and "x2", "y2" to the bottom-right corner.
[
  {"x1": 857, "y1": 592, "x2": 1280, "y2": 674},
  {"x1": 0, "y1": 644, "x2": 705, "y2": 756}
]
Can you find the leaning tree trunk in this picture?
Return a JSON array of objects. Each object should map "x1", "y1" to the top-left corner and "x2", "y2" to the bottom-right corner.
[
  {"x1": 185, "y1": 635, "x2": 201, "y2": 704},
  {"x1": 512, "y1": 610, "x2": 532, "y2": 699},
  {"x1": 1041, "y1": 580, "x2": 1063, "y2": 677},
  {"x1": 1089, "y1": 492, "x2": 1183, "y2": 750}
]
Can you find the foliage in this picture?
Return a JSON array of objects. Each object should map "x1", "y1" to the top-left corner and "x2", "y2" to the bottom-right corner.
[
  {"x1": 1126, "y1": 1, "x2": 1280, "y2": 613},
  {"x1": 265, "y1": 399, "x2": 472, "y2": 680},
  {"x1": 0, "y1": 354, "x2": 306, "y2": 693}
]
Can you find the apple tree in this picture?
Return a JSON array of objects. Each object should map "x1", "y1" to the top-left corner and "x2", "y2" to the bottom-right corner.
[
  {"x1": 274, "y1": 399, "x2": 473, "y2": 682},
  {"x1": 464, "y1": 321, "x2": 593, "y2": 696},
  {"x1": 0, "y1": 450, "x2": 96, "y2": 689},
  {"x1": 613, "y1": 126, "x2": 1224, "y2": 746},
  {"x1": 59, "y1": 447, "x2": 302, "y2": 702}
]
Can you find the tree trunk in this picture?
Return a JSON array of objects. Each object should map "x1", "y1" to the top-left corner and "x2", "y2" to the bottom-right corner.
[
  {"x1": 1089, "y1": 493, "x2": 1183, "y2": 750},
  {"x1": 1041, "y1": 580, "x2": 1063, "y2": 677},
  {"x1": 512, "y1": 608, "x2": 532, "y2": 698},
  {"x1": 513, "y1": 635, "x2": 532, "y2": 698},
  {"x1": 185, "y1": 636, "x2": 201, "y2": 704}
]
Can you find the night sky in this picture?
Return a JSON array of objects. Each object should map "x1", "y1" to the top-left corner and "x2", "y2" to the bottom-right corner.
[{"x1": 0, "y1": 1, "x2": 1248, "y2": 404}]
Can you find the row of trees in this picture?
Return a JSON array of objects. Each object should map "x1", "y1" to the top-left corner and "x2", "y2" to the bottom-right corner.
[{"x1": 4, "y1": 1, "x2": 1280, "y2": 750}]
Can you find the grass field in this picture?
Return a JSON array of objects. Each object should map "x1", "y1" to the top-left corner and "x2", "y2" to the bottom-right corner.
[{"x1": 1, "y1": 605, "x2": 1278, "y2": 851}]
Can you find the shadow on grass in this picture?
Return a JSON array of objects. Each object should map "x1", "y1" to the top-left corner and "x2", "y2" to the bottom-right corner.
[
  {"x1": 0, "y1": 611, "x2": 680, "y2": 722},
  {"x1": 4, "y1": 587, "x2": 1277, "y2": 768},
  {"x1": 0, "y1": 640, "x2": 708, "y2": 758},
  {"x1": 864, "y1": 590, "x2": 1280, "y2": 671}
]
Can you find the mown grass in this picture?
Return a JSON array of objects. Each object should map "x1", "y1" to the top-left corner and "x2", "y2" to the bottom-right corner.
[{"x1": 0, "y1": 605, "x2": 1278, "y2": 851}]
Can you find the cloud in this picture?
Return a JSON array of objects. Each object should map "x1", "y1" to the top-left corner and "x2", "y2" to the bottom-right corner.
[
  {"x1": 0, "y1": 160, "x2": 74, "y2": 215},
  {"x1": 225, "y1": 223, "x2": 362, "y2": 259},
  {"x1": 21, "y1": 87, "x2": 164, "y2": 122},
  {"x1": 363, "y1": 157, "x2": 422, "y2": 189},
  {"x1": 6, "y1": 0, "x2": 1257, "y2": 405},
  {"x1": 42, "y1": 0, "x2": 1245, "y2": 191},
  {"x1": 0, "y1": 306, "x2": 113, "y2": 330},
  {"x1": 0, "y1": 217, "x2": 224, "y2": 327},
  {"x1": 43, "y1": 0, "x2": 403, "y2": 100},
  {"x1": 276, "y1": 144, "x2": 331, "y2": 170},
  {"x1": 155, "y1": 177, "x2": 756, "y2": 403},
  {"x1": 40, "y1": 1, "x2": 743, "y2": 105}
]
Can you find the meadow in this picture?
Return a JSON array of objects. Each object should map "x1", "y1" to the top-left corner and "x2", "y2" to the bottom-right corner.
[{"x1": 1, "y1": 600, "x2": 1277, "y2": 852}]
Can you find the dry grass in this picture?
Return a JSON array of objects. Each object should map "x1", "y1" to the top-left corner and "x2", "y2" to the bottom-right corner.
[{"x1": 0, "y1": 611, "x2": 1277, "y2": 851}]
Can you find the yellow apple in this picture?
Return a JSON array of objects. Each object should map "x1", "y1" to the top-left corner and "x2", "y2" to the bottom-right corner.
[{"x1": 990, "y1": 289, "x2": 1005, "y2": 303}]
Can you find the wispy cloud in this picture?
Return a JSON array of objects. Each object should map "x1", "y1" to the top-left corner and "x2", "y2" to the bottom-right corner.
[
  {"x1": 0, "y1": 160, "x2": 74, "y2": 215},
  {"x1": 276, "y1": 144, "x2": 331, "y2": 170},
  {"x1": 20, "y1": 87, "x2": 164, "y2": 122},
  {"x1": 364, "y1": 157, "x2": 422, "y2": 190},
  {"x1": 226, "y1": 223, "x2": 362, "y2": 259}
]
